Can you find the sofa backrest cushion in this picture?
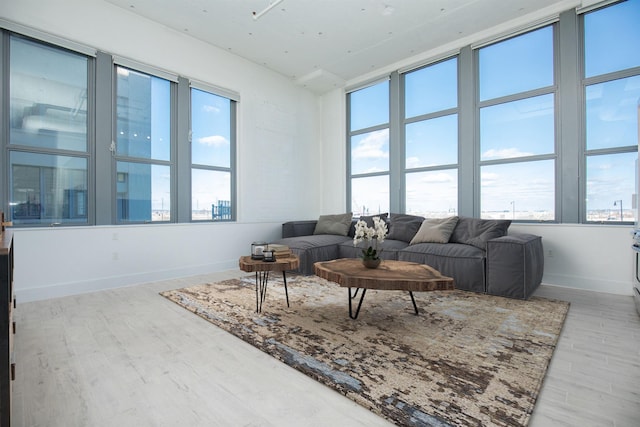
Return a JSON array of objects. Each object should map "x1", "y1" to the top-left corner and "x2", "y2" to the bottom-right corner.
[
  {"x1": 450, "y1": 216, "x2": 511, "y2": 250},
  {"x1": 386, "y1": 213, "x2": 425, "y2": 243},
  {"x1": 348, "y1": 213, "x2": 389, "y2": 237},
  {"x1": 410, "y1": 216, "x2": 459, "y2": 244},
  {"x1": 313, "y1": 213, "x2": 353, "y2": 236}
]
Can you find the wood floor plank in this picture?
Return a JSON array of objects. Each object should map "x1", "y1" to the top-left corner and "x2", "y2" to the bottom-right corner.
[{"x1": 11, "y1": 273, "x2": 640, "y2": 427}]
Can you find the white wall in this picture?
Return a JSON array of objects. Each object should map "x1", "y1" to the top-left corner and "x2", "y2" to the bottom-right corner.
[
  {"x1": 13, "y1": 222, "x2": 282, "y2": 302},
  {"x1": 2, "y1": 0, "x2": 323, "y2": 301},
  {"x1": 511, "y1": 223, "x2": 635, "y2": 296}
]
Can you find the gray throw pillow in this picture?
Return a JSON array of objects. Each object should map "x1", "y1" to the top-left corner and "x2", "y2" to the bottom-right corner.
[
  {"x1": 313, "y1": 213, "x2": 353, "y2": 236},
  {"x1": 349, "y1": 213, "x2": 389, "y2": 238},
  {"x1": 359, "y1": 213, "x2": 388, "y2": 228},
  {"x1": 410, "y1": 216, "x2": 459, "y2": 245},
  {"x1": 450, "y1": 216, "x2": 511, "y2": 249},
  {"x1": 386, "y1": 213, "x2": 424, "y2": 243}
]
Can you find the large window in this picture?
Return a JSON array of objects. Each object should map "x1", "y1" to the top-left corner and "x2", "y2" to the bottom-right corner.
[
  {"x1": 115, "y1": 65, "x2": 172, "y2": 223},
  {"x1": 583, "y1": 0, "x2": 640, "y2": 223},
  {"x1": 1, "y1": 29, "x2": 238, "y2": 227},
  {"x1": 8, "y1": 35, "x2": 90, "y2": 225},
  {"x1": 348, "y1": 80, "x2": 390, "y2": 217},
  {"x1": 477, "y1": 26, "x2": 556, "y2": 221},
  {"x1": 403, "y1": 58, "x2": 458, "y2": 218},
  {"x1": 191, "y1": 87, "x2": 235, "y2": 221}
]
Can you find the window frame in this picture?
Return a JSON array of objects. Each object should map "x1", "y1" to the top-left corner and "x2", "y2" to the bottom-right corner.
[
  {"x1": 0, "y1": 27, "x2": 238, "y2": 227},
  {"x1": 4, "y1": 32, "x2": 95, "y2": 227},
  {"x1": 475, "y1": 24, "x2": 559, "y2": 222},
  {"x1": 580, "y1": 0, "x2": 640, "y2": 224}
]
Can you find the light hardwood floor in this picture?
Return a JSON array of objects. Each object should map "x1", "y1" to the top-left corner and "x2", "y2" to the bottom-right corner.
[{"x1": 11, "y1": 271, "x2": 640, "y2": 427}]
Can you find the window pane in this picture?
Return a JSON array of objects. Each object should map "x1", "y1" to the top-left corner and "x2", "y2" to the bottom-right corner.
[
  {"x1": 9, "y1": 36, "x2": 88, "y2": 152},
  {"x1": 116, "y1": 66, "x2": 171, "y2": 161},
  {"x1": 192, "y1": 169, "x2": 231, "y2": 221},
  {"x1": 406, "y1": 114, "x2": 457, "y2": 168},
  {"x1": 349, "y1": 81, "x2": 389, "y2": 131},
  {"x1": 9, "y1": 152, "x2": 87, "y2": 225},
  {"x1": 405, "y1": 58, "x2": 457, "y2": 118},
  {"x1": 586, "y1": 152, "x2": 636, "y2": 222},
  {"x1": 351, "y1": 175, "x2": 389, "y2": 217},
  {"x1": 191, "y1": 89, "x2": 231, "y2": 167},
  {"x1": 584, "y1": 0, "x2": 640, "y2": 78},
  {"x1": 116, "y1": 162, "x2": 170, "y2": 222},
  {"x1": 481, "y1": 160, "x2": 555, "y2": 221},
  {"x1": 480, "y1": 94, "x2": 555, "y2": 160},
  {"x1": 406, "y1": 169, "x2": 458, "y2": 218},
  {"x1": 479, "y1": 26, "x2": 554, "y2": 101},
  {"x1": 350, "y1": 129, "x2": 389, "y2": 174},
  {"x1": 585, "y1": 75, "x2": 640, "y2": 150}
]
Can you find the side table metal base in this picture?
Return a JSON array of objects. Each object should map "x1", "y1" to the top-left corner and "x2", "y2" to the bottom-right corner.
[{"x1": 255, "y1": 271, "x2": 290, "y2": 313}]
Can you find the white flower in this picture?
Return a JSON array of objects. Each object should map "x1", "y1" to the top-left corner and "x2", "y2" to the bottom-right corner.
[{"x1": 353, "y1": 216, "x2": 387, "y2": 246}]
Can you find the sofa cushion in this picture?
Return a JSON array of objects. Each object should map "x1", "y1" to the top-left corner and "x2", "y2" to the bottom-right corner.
[
  {"x1": 410, "y1": 216, "x2": 459, "y2": 245},
  {"x1": 313, "y1": 213, "x2": 353, "y2": 236},
  {"x1": 399, "y1": 242, "x2": 486, "y2": 293},
  {"x1": 386, "y1": 213, "x2": 424, "y2": 243},
  {"x1": 274, "y1": 234, "x2": 352, "y2": 275},
  {"x1": 450, "y1": 216, "x2": 511, "y2": 250}
]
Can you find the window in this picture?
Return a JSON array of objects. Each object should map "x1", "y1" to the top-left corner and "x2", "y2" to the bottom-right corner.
[
  {"x1": 403, "y1": 58, "x2": 458, "y2": 218},
  {"x1": 8, "y1": 35, "x2": 90, "y2": 225},
  {"x1": 1, "y1": 28, "x2": 238, "y2": 227},
  {"x1": 583, "y1": 0, "x2": 640, "y2": 223},
  {"x1": 114, "y1": 65, "x2": 172, "y2": 223},
  {"x1": 478, "y1": 26, "x2": 556, "y2": 221},
  {"x1": 348, "y1": 80, "x2": 390, "y2": 217},
  {"x1": 190, "y1": 87, "x2": 235, "y2": 221}
]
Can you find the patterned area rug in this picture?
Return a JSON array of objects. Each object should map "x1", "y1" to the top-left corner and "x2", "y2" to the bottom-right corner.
[{"x1": 161, "y1": 274, "x2": 569, "y2": 427}]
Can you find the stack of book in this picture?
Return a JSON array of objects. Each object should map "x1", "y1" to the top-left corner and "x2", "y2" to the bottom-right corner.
[{"x1": 268, "y1": 243, "x2": 292, "y2": 259}]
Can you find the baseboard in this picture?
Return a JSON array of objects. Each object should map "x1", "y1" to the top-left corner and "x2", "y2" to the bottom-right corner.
[
  {"x1": 15, "y1": 259, "x2": 238, "y2": 303},
  {"x1": 542, "y1": 273, "x2": 633, "y2": 296}
]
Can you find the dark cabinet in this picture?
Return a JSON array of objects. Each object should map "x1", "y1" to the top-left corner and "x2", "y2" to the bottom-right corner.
[{"x1": 0, "y1": 214, "x2": 14, "y2": 427}]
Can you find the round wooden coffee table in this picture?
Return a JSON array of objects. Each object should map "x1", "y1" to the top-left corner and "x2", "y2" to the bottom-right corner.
[
  {"x1": 314, "y1": 258, "x2": 455, "y2": 319},
  {"x1": 239, "y1": 255, "x2": 300, "y2": 313}
]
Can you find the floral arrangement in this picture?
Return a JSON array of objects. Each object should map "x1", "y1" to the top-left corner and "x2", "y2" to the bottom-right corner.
[{"x1": 353, "y1": 216, "x2": 388, "y2": 260}]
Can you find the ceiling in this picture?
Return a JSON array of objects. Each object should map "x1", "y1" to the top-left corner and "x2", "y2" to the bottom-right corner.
[{"x1": 104, "y1": 0, "x2": 584, "y2": 93}]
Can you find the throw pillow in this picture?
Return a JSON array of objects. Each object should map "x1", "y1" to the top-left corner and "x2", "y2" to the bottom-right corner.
[
  {"x1": 349, "y1": 213, "x2": 389, "y2": 238},
  {"x1": 410, "y1": 216, "x2": 459, "y2": 245},
  {"x1": 313, "y1": 213, "x2": 353, "y2": 236},
  {"x1": 358, "y1": 213, "x2": 389, "y2": 228},
  {"x1": 450, "y1": 216, "x2": 511, "y2": 249},
  {"x1": 386, "y1": 213, "x2": 425, "y2": 243}
]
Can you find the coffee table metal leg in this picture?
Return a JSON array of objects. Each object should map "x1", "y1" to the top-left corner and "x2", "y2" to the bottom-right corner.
[
  {"x1": 409, "y1": 291, "x2": 419, "y2": 315},
  {"x1": 349, "y1": 288, "x2": 360, "y2": 299},
  {"x1": 348, "y1": 287, "x2": 367, "y2": 319}
]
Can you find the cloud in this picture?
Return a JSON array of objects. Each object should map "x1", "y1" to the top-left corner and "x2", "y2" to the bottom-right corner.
[
  {"x1": 420, "y1": 172, "x2": 455, "y2": 184},
  {"x1": 352, "y1": 130, "x2": 388, "y2": 160},
  {"x1": 406, "y1": 156, "x2": 421, "y2": 169},
  {"x1": 198, "y1": 135, "x2": 229, "y2": 146},
  {"x1": 482, "y1": 148, "x2": 533, "y2": 159},
  {"x1": 202, "y1": 104, "x2": 220, "y2": 113},
  {"x1": 481, "y1": 171, "x2": 500, "y2": 186}
]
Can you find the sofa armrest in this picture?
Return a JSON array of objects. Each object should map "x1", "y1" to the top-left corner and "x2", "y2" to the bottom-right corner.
[
  {"x1": 486, "y1": 233, "x2": 544, "y2": 299},
  {"x1": 282, "y1": 220, "x2": 318, "y2": 238}
]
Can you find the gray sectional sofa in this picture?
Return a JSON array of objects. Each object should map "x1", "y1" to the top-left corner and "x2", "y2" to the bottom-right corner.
[{"x1": 273, "y1": 213, "x2": 544, "y2": 300}]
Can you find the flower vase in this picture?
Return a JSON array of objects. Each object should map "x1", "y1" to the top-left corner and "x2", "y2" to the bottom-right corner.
[{"x1": 362, "y1": 257, "x2": 381, "y2": 269}]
